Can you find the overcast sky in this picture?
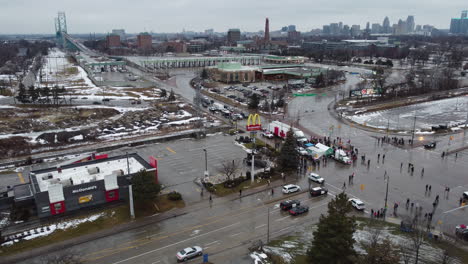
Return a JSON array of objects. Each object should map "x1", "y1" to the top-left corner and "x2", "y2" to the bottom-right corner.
[{"x1": 0, "y1": 0, "x2": 466, "y2": 34}]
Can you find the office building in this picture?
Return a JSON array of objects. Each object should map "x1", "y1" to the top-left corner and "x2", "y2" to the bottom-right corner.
[
  {"x1": 227, "y1": 28, "x2": 241, "y2": 44},
  {"x1": 106, "y1": 34, "x2": 121, "y2": 48},
  {"x1": 111, "y1": 29, "x2": 126, "y2": 41},
  {"x1": 450, "y1": 11, "x2": 468, "y2": 34},
  {"x1": 406, "y1": 16, "x2": 415, "y2": 33},
  {"x1": 383, "y1": 16, "x2": 391, "y2": 33},
  {"x1": 137, "y1": 32, "x2": 152, "y2": 50},
  {"x1": 330, "y1": 23, "x2": 340, "y2": 35},
  {"x1": 288, "y1": 25, "x2": 296, "y2": 32},
  {"x1": 371, "y1": 23, "x2": 382, "y2": 34}
]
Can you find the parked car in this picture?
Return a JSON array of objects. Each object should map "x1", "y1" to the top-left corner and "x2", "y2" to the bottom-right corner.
[
  {"x1": 349, "y1": 198, "x2": 365, "y2": 211},
  {"x1": 245, "y1": 158, "x2": 268, "y2": 168},
  {"x1": 308, "y1": 173, "x2": 324, "y2": 184},
  {"x1": 310, "y1": 187, "x2": 328, "y2": 197},
  {"x1": 424, "y1": 142, "x2": 437, "y2": 149},
  {"x1": 289, "y1": 205, "x2": 309, "y2": 216},
  {"x1": 176, "y1": 246, "x2": 203, "y2": 262},
  {"x1": 282, "y1": 184, "x2": 301, "y2": 194},
  {"x1": 208, "y1": 106, "x2": 217, "y2": 112},
  {"x1": 463, "y1": 191, "x2": 468, "y2": 200},
  {"x1": 456, "y1": 225, "x2": 468, "y2": 241},
  {"x1": 296, "y1": 147, "x2": 308, "y2": 156},
  {"x1": 280, "y1": 199, "x2": 301, "y2": 210},
  {"x1": 262, "y1": 131, "x2": 274, "y2": 139},
  {"x1": 227, "y1": 94, "x2": 237, "y2": 99}
]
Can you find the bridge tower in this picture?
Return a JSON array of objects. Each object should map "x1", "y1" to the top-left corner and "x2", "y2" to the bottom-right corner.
[{"x1": 55, "y1": 12, "x2": 68, "y2": 49}]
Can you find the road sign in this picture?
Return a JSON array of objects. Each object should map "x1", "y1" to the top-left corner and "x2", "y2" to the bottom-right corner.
[{"x1": 246, "y1": 114, "x2": 262, "y2": 131}]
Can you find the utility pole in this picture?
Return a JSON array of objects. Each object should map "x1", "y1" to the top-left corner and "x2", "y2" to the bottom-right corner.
[
  {"x1": 127, "y1": 152, "x2": 135, "y2": 219},
  {"x1": 411, "y1": 112, "x2": 417, "y2": 146},
  {"x1": 384, "y1": 170, "x2": 389, "y2": 220}
]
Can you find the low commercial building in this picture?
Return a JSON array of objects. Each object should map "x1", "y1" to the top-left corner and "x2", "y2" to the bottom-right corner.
[
  {"x1": 106, "y1": 34, "x2": 121, "y2": 48},
  {"x1": 12, "y1": 153, "x2": 156, "y2": 218},
  {"x1": 263, "y1": 55, "x2": 305, "y2": 64},
  {"x1": 208, "y1": 62, "x2": 257, "y2": 83}
]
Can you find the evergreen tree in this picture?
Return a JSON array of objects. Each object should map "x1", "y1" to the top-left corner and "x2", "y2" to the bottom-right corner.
[
  {"x1": 248, "y1": 93, "x2": 260, "y2": 109},
  {"x1": 131, "y1": 170, "x2": 161, "y2": 202},
  {"x1": 308, "y1": 192, "x2": 357, "y2": 264},
  {"x1": 277, "y1": 128, "x2": 298, "y2": 171},
  {"x1": 168, "y1": 89, "x2": 176, "y2": 101},
  {"x1": 28, "y1": 85, "x2": 38, "y2": 103},
  {"x1": 201, "y1": 68, "x2": 208, "y2": 79},
  {"x1": 16, "y1": 83, "x2": 28, "y2": 103},
  {"x1": 159, "y1": 88, "x2": 167, "y2": 98},
  {"x1": 315, "y1": 73, "x2": 325, "y2": 87}
]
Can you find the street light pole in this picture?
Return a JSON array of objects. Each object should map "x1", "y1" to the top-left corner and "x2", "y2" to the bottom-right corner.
[
  {"x1": 203, "y1": 149, "x2": 208, "y2": 177},
  {"x1": 411, "y1": 113, "x2": 417, "y2": 146},
  {"x1": 384, "y1": 170, "x2": 389, "y2": 220}
]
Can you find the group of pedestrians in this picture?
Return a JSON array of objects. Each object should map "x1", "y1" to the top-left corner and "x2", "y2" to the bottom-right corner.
[{"x1": 370, "y1": 208, "x2": 386, "y2": 218}]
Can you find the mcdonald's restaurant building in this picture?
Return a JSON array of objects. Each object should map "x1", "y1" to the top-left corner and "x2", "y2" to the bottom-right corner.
[{"x1": 14, "y1": 153, "x2": 156, "y2": 218}]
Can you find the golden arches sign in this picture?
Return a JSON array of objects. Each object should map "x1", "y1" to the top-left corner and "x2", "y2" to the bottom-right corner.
[{"x1": 246, "y1": 114, "x2": 262, "y2": 131}]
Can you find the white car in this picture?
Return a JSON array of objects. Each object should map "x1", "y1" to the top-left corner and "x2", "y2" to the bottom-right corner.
[
  {"x1": 176, "y1": 246, "x2": 203, "y2": 262},
  {"x1": 349, "y1": 198, "x2": 365, "y2": 211},
  {"x1": 308, "y1": 173, "x2": 324, "y2": 184},
  {"x1": 261, "y1": 131, "x2": 274, "y2": 138},
  {"x1": 282, "y1": 184, "x2": 301, "y2": 194},
  {"x1": 296, "y1": 147, "x2": 308, "y2": 156}
]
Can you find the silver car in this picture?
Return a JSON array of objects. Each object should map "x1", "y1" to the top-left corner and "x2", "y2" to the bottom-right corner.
[{"x1": 176, "y1": 246, "x2": 203, "y2": 262}]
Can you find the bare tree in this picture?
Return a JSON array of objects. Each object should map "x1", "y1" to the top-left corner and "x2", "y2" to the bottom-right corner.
[
  {"x1": 359, "y1": 220, "x2": 401, "y2": 264},
  {"x1": 218, "y1": 159, "x2": 241, "y2": 181},
  {"x1": 437, "y1": 250, "x2": 455, "y2": 264}
]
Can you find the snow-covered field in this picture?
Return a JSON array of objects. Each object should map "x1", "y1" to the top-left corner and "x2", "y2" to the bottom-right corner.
[
  {"x1": 346, "y1": 96, "x2": 468, "y2": 131},
  {"x1": 1, "y1": 212, "x2": 104, "y2": 247},
  {"x1": 35, "y1": 49, "x2": 163, "y2": 100}
]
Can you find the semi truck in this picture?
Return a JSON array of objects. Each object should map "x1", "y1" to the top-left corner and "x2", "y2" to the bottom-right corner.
[
  {"x1": 333, "y1": 149, "x2": 352, "y2": 164},
  {"x1": 268, "y1": 121, "x2": 308, "y2": 141}
]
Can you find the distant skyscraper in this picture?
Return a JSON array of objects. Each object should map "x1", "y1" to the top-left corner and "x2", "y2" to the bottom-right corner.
[
  {"x1": 204, "y1": 29, "x2": 214, "y2": 35},
  {"x1": 338, "y1": 22, "x2": 343, "y2": 30},
  {"x1": 371, "y1": 23, "x2": 381, "y2": 33},
  {"x1": 406, "y1": 16, "x2": 415, "y2": 33},
  {"x1": 330, "y1": 23, "x2": 340, "y2": 35},
  {"x1": 383, "y1": 16, "x2": 390, "y2": 33},
  {"x1": 287, "y1": 25, "x2": 296, "y2": 32},
  {"x1": 264, "y1": 18, "x2": 270, "y2": 42},
  {"x1": 450, "y1": 11, "x2": 468, "y2": 34},
  {"x1": 322, "y1": 25, "x2": 331, "y2": 35}
]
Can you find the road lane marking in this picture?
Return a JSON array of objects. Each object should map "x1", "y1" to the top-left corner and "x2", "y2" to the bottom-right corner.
[
  {"x1": 17, "y1": 172, "x2": 25, "y2": 184},
  {"x1": 230, "y1": 232, "x2": 241, "y2": 237},
  {"x1": 255, "y1": 224, "x2": 266, "y2": 229},
  {"x1": 166, "y1": 147, "x2": 176, "y2": 154},
  {"x1": 205, "y1": 240, "x2": 220, "y2": 246},
  {"x1": 86, "y1": 192, "x2": 327, "y2": 261},
  {"x1": 443, "y1": 205, "x2": 468, "y2": 214},
  {"x1": 110, "y1": 222, "x2": 239, "y2": 264},
  {"x1": 151, "y1": 261, "x2": 161, "y2": 264},
  {"x1": 276, "y1": 215, "x2": 290, "y2": 222}
]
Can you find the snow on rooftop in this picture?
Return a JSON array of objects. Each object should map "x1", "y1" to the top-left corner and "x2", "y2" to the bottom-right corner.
[{"x1": 34, "y1": 157, "x2": 146, "y2": 192}]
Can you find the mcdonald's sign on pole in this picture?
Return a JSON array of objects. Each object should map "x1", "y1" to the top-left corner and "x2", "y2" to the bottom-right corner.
[{"x1": 246, "y1": 114, "x2": 262, "y2": 131}]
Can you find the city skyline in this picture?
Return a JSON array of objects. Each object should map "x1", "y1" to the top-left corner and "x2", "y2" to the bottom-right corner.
[{"x1": 0, "y1": 0, "x2": 466, "y2": 34}]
